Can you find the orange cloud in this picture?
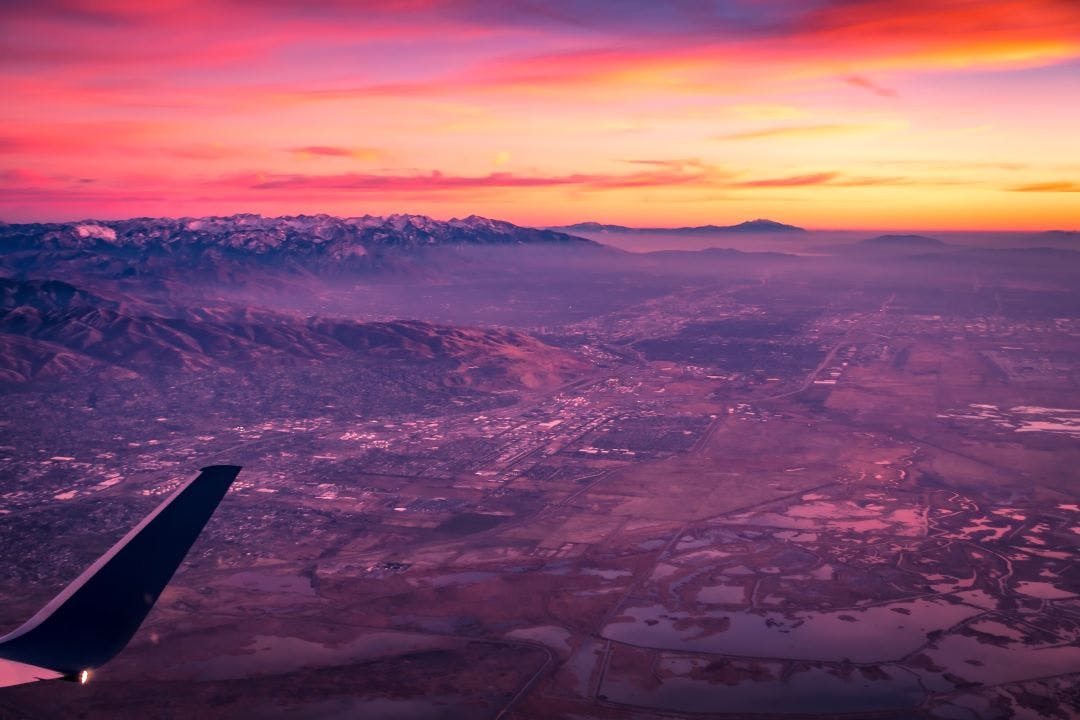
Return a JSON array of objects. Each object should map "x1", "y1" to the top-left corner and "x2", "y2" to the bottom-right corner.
[
  {"x1": 794, "y1": 0, "x2": 1080, "y2": 71},
  {"x1": 289, "y1": 146, "x2": 383, "y2": 161},
  {"x1": 1011, "y1": 181, "x2": 1080, "y2": 192}
]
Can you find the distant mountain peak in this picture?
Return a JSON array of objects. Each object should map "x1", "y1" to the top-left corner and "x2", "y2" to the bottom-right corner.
[
  {"x1": 549, "y1": 219, "x2": 806, "y2": 234},
  {"x1": 727, "y1": 219, "x2": 803, "y2": 232},
  {"x1": 557, "y1": 221, "x2": 619, "y2": 232}
]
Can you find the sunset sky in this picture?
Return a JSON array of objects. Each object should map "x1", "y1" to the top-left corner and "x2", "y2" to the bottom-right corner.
[{"x1": 2, "y1": 0, "x2": 1078, "y2": 229}]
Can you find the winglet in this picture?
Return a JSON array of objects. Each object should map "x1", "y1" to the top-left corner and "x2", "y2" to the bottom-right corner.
[{"x1": 0, "y1": 465, "x2": 241, "y2": 680}]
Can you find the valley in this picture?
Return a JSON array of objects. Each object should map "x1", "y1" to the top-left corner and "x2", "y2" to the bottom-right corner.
[{"x1": 0, "y1": 216, "x2": 1078, "y2": 719}]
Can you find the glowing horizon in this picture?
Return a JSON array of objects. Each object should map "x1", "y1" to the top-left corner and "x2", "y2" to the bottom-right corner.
[{"x1": 2, "y1": 0, "x2": 1078, "y2": 231}]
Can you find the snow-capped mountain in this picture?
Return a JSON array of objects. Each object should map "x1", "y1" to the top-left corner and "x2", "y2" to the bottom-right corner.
[
  {"x1": 1, "y1": 213, "x2": 591, "y2": 256},
  {"x1": 0, "y1": 213, "x2": 599, "y2": 283}
]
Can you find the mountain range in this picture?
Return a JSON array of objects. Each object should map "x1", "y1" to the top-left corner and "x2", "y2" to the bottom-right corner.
[
  {"x1": 1, "y1": 213, "x2": 592, "y2": 253},
  {"x1": 0, "y1": 214, "x2": 598, "y2": 282},
  {"x1": 548, "y1": 219, "x2": 806, "y2": 234}
]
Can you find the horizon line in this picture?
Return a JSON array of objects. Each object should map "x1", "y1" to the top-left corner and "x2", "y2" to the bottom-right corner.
[{"x1": 1, "y1": 213, "x2": 1075, "y2": 236}]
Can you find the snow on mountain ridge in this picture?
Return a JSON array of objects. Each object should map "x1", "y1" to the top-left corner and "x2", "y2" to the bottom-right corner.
[
  {"x1": 74, "y1": 224, "x2": 118, "y2": 242},
  {"x1": 0, "y1": 214, "x2": 595, "y2": 269}
]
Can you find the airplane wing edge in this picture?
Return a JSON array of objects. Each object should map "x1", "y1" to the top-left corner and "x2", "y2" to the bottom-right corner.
[{"x1": 0, "y1": 464, "x2": 241, "y2": 684}]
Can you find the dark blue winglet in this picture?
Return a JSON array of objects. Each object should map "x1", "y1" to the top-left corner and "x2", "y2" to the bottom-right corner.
[{"x1": 0, "y1": 465, "x2": 241, "y2": 676}]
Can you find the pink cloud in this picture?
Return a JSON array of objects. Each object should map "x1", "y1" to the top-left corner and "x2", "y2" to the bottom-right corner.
[
  {"x1": 289, "y1": 146, "x2": 383, "y2": 161},
  {"x1": 842, "y1": 75, "x2": 898, "y2": 98},
  {"x1": 237, "y1": 166, "x2": 713, "y2": 192},
  {"x1": 731, "y1": 173, "x2": 839, "y2": 188}
]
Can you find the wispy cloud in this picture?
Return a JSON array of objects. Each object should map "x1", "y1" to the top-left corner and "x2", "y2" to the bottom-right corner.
[
  {"x1": 1010, "y1": 181, "x2": 1080, "y2": 192},
  {"x1": 730, "y1": 172, "x2": 839, "y2": 188},
  {"x1": 728, "y1": 172, "x2": 973, "y2": 189},
  {"x1": 843, "y1": 74, "x2": 898, "y2": 98},
  {"x1": 289, "y1": 146, "x2": 383, "y2": 161},
  {"x1": 228, "y1": 165, "x2": 716, "y2": 193},
  {"x1": 716, "y1": 123, "x2": 888, "y2": 141}
]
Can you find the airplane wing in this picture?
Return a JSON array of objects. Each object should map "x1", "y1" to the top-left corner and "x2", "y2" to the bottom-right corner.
[{"x1": 0, "y1": 464, "x2": 241, "y2": 687}]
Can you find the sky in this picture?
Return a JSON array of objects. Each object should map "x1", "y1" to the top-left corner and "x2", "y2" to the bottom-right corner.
[{"x1": 1, "y1": 0, "x2": 1078, "y2": 230}]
